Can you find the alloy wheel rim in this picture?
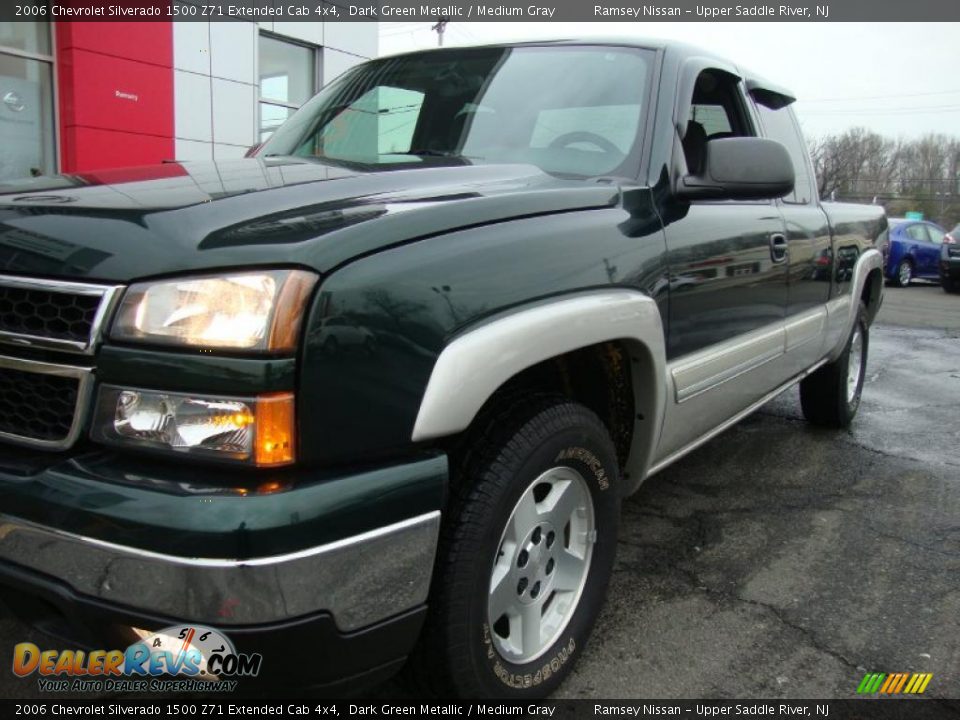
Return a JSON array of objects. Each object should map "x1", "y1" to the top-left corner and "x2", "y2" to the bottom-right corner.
[
  {"x1": 899, "y1": 262, "x2": 911, "y2": 285},
  {"x1": 847, "y1": 327, "x2": 863, "y2": 404},
  {"x1": 487, "y1": 466, "x2": 595, "y2": 664}
]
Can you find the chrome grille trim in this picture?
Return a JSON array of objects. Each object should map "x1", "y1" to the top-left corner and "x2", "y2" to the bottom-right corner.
[
  {"x1": 0, "y1": 354, "x2": 93, "y2": 450},
  {"x1": 0, "y1": 274, "x2": 124, "y2": 355}
]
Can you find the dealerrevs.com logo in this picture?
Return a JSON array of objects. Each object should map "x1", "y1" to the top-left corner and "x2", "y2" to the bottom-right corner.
[{"x1": 12, "y1": 625, "x2": 261, "y2": 693}]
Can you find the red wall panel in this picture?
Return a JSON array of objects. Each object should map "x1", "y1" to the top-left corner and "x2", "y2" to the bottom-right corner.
[
  {"x1": 56, "y1": 22, "x2": 173, "y2": 67},
  {"x1": 56, "y1": 22, "x2": 174, "y2": 173},
  {"x1": 61, "y1": 127, "x2": 174, "y2": 174},
  {"x1": 59, "y1": 50, "x2": 173, "y2": 137}
]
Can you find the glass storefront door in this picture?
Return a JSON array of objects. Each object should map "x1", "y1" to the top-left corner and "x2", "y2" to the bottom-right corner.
[{"x1": 0, "y1": 22, "x2": 56, "y2": 181}]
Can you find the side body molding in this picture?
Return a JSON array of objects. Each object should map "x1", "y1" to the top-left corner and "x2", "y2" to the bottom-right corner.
[{"x1": 411, "y1": 290, "x2": 667, "y2": 494}]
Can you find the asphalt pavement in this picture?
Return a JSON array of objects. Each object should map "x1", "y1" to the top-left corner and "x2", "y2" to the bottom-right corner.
[
  {"x1": 558, "y1": 281, "x2": 960, "y2": 699},
  {"x1": 875, "y1": 280, "x2": 958, "y2": 329},
  {"x1": 1, "y1": 281, "x2": 958, "y2": 700}
]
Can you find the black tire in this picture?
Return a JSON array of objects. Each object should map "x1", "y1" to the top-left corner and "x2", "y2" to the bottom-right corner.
[
  {"x1": 943, "y1": 277, "x2": 960, "y2": 294},
  {"x1": 407, "y1": 395, "x2": 621, "y2": 698},
  {"x1": 800, "y1": 302, "x2": 868, "y2": 428},
  {"x1": 891, "y1": 258, "x2": 913, "y2": 287}
]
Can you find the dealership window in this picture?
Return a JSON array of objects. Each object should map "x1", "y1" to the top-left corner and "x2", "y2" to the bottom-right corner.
[
  {"x1": 0, "y1": 21, "x2": 57, "y2": 181},
  {"x1": 258, "y1": 34, "x2": 318, "y2": 143}
]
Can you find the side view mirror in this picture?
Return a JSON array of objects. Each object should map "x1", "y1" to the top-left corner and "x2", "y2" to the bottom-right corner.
[{"x1": 676, "y1": 137, "x2": 795, "y2": 201}]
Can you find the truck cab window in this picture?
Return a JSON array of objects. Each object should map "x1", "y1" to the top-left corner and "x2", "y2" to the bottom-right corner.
[
  {"x1": 756, "y1": 104, "x2": 815, "y2": 204},
  {"x1": 682, "y1": 70, "x2": 753, "y2": 175}
]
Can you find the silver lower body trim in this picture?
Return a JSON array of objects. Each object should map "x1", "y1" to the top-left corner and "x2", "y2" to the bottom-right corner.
[
  {"x1": 0, "y1": 510, "x2": 441, "y2": 632},
  {"x1": 670, "y1": 324, "x2": 784, "y2": 403},
  {"x1": 647, "y1": 358, "x2": 828, "y2": 477}
]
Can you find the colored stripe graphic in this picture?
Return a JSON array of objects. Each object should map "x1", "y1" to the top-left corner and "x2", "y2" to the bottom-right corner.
[
  {"x1": 857, "y1": 672, "x2": 932, "y2": 695},
  {"x1": 860, "y1": 673, "x2": 886, "y2": 693}
]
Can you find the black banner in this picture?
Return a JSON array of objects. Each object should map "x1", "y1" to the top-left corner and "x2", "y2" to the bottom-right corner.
[
  {"x1": 2, "y1": 700, "x2": 960, "y2": 719},
  {"x1": 4, "y1": 0, "x2": 960, "y2": 22}
]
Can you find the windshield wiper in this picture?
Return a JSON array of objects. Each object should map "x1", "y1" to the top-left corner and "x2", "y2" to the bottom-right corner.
[{"x1": 397, "y1": 149, "x2": 460, "y2": 157}]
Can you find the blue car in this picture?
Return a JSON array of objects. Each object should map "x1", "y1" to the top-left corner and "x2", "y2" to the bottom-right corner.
[{"x1": 883, "y1": 218, "x2": 948, "y2": 287}]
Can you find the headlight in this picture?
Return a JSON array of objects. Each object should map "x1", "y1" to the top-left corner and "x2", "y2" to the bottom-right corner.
[
  {"x1": 92, "y1": 386, "x2": 295, "y2": 466},
  {"x1": 110, "y1": 270, "x2": 317, "y2": 351}
]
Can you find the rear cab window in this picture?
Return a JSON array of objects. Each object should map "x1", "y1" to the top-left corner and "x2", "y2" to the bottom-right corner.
[{"x1": 754, "y1": 97, "x2": 815, "y2": 205}]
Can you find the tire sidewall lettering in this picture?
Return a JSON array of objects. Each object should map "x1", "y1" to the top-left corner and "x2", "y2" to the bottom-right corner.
[
  {"x1": 555, "y1": 446, "x2": 610, "y2": 491},
  {"x1": 482, "y1": 622, "x2": 577, "y2": 689}
]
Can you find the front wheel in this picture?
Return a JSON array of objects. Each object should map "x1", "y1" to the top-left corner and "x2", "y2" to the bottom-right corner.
[
  {"x1": 408, "y1": 396, "x2": 620, "y2": 698},
  {"x1": 800, "y1": 302, "x2": 868, "y2": 428}
]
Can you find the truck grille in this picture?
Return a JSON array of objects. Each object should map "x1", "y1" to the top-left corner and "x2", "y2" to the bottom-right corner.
[
  {"x1": 0, "y1": 357, "x2": 92, "y2": 449},
  {"x1": 0, "y1": 275, "x2": 121, "y2": 354},
  {"x1": 0, "y1": 366, "x2": 79, "y2": 442},
  {"x1": 0, "y1": 286, "x2": 101, "y2": 344},
  {"x1": 0, "y1": 276, "x2": 121, "y2": 449}
]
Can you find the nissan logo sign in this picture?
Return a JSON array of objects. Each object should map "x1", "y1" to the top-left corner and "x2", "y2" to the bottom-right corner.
[{"x1": 3, "y1": 91, "x2": 25, "y2": 113}]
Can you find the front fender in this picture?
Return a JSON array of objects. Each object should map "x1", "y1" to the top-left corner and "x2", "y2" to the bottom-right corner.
[{"x1": 412, "y1": 290, "x2": 667, "y2": 493}]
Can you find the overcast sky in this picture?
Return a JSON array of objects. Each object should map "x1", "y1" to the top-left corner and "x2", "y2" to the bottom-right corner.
[{"x1": 379, "y1": 22, "x2": 960, "y2": 140}]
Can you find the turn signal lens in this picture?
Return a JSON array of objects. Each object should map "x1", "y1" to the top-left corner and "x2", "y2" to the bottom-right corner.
[
  {"x1": 254, "y1": 393, "x2": 295, "y2": 467},
  {"x1": 93, "y1": 386, "x2": 296, "y2": 466}
]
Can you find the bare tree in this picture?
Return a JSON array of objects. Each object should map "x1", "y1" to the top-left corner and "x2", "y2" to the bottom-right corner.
[{"x1": 808, "y1": 128, "x2": 960, "y2": 226}]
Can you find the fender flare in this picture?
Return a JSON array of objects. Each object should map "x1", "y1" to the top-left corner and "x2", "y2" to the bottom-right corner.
[
  {"x1": 411, "y1": 290, "x2": 667, "y2": 494},
  {"x1": 827, "y1": 247, "x2": 883, "y2": 362}
]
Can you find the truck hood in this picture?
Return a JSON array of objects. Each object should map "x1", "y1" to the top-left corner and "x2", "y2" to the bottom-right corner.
[{"x1": 0, "y1": 157, "x2": 620, "y2": 282}]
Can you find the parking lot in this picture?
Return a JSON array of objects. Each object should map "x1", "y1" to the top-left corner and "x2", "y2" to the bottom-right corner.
[
  {"x1": 557, "y1": 283, "x2": 960, "y2": 699},
  {"x1": 1, "y1": 283, "x2": 958, "y2": 700}
]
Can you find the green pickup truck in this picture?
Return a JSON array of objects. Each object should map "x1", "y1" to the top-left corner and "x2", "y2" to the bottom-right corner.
[{"x1": 0, "y1": 38, "x2": 884, "y2": 697}]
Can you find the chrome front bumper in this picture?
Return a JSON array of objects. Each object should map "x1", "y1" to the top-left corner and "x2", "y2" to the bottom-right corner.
[{"x1": 0, "y1": 510, "x2": 440, "y2": 632}]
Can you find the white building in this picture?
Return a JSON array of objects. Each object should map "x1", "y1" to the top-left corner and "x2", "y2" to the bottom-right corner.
[{"x1": 0, "y1": 20, "x2": 379, "y2": 178}]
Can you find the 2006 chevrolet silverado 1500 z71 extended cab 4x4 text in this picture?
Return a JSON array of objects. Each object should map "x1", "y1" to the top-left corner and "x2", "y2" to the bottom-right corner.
[{"x1": 0, "y1": 39, "x2": 885, "y2": 697}]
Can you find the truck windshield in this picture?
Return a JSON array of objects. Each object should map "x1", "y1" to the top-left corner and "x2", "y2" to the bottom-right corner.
[{"x1": 259, "y1": 45, "x2": 653, "y2": 179}]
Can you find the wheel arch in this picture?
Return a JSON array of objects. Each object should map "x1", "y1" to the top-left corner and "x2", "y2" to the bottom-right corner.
[
  {"x1": 827, "y1": 247, "x2": 883, "y2": 361},
  {"x1": 860, "y1": 265, "x2": 884, "y2": 325},
  {"x1": 411, "y1": 290, "x2": 667, "y2": 496}
]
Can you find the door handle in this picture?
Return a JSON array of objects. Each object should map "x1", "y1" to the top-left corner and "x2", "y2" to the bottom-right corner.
[{"x1": 770, "y1": 233, "x2": 788, "y2": 264}]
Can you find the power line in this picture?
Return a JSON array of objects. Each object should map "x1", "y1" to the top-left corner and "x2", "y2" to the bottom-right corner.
[
  {"x1": 803, "y1": 89, "x2": 960, "y2": 103},
  {"x1": 800, "y1": 105, "x2": 960, "y2": 116},
  {"x1": 379, "y1": 23, "x2": 432, "y2": 37}
]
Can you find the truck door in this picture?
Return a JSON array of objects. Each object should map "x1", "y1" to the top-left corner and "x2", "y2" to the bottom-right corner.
[
  {"x1": 751, "y1": 91, "x2": 832, "y2": 373},
  {"x1": 661, "y1": 66, "x2": 789, "y2": 361}
]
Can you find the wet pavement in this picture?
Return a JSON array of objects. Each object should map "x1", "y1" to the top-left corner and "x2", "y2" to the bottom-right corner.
[{"x1": 559, "y1": 321, "x2": 959, "y2": 698}]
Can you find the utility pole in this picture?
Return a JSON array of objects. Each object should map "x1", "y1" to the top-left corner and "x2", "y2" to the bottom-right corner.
[{"x1": 431, "y1": 19, "x2": 449, "y2": 47}]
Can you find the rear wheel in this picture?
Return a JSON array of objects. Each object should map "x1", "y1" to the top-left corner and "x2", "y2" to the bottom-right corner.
[
  {"x1": 800, "y1": 302, "x2": 868, "y2": 428},
  {"x1": 408, "y1": 396, "x2": 620, "y2": 698},
  {"x1": 892, "y1": 259, "x2": 913, "y2": 287},
  {"x1": 943, "y1": 276, "x2": 960, "y2": 294}
]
